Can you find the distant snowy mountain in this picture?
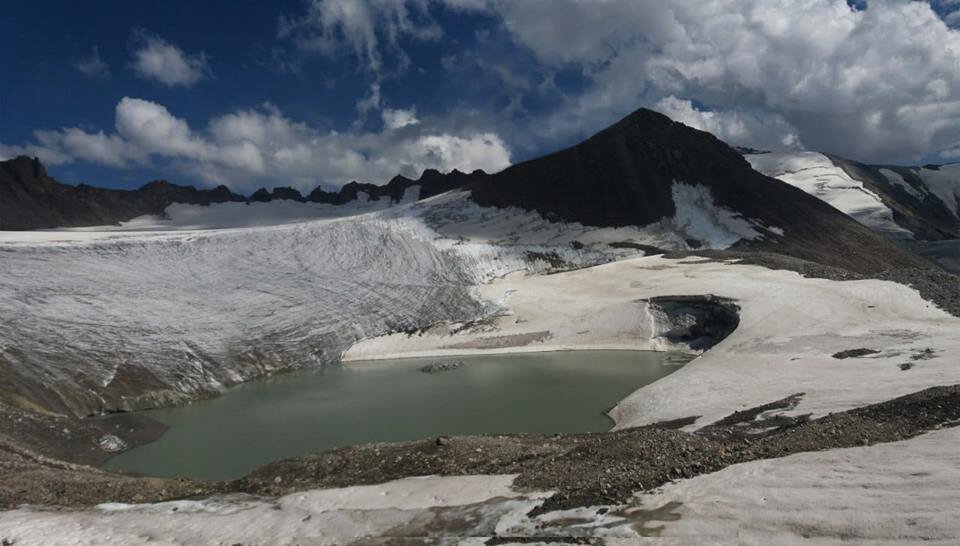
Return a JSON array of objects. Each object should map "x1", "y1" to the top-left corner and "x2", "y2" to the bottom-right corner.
[{"x1": 745, "y1": 151, "x2": 960, "y2": 242}]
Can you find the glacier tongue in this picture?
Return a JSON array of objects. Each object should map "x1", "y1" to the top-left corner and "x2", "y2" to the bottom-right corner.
[{"x1": 0, "y1": 210, "x2": 486, "y2": 415}]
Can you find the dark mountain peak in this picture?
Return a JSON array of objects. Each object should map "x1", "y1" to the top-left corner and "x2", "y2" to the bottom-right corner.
[
  {"x1": 2, "y1": 155, "x2": 48, "y2": 181},
  {"x1": 609, "y1": 106, "x2": 672, "y2": 127},
  {"x1": 138, "y1": 179, "x2": 177, "y2": 191},
  {"x1": 270, "y1": 186, "x2": 306, "y2": 202},
  {"x1": 249, "y1": 188, "x2": 272, "y2": 202},
  {"x1": 469, "y1": 107, "x2": 929, "y2": 274},
  {"x1": 387, "y1": 174, "x2": 414, "y2": 185}
]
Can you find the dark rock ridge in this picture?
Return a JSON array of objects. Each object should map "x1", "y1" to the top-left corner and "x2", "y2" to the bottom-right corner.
[
  {"x1": 1, "y1": 108, "x2": 935, "y2": 276},
  {"x1": 468, "y1": 108, "x2": 932, "y2": 275},
  {"x1": 0, "y1": 156, "x2": 475, "y2": 230},
  {"x1": 0, "y1": 157, "x2": 246, "y2": 230}
]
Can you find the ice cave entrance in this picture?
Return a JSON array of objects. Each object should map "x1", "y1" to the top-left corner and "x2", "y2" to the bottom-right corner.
[{"x1": 104, "y1": 350, "x2": 686, "y2": 480}]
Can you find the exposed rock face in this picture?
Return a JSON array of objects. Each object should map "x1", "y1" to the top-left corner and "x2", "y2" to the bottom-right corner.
[
  {"x1": 308, "y1": 169, "x2": 480, "y2": 205},
  {"x1": 0, "y1": 157, "x2": 477, "y2": 230},
  {"x1": 0, "y1": 157, "x2": 246, "y2": 230},
  {"x1": 646, "y1": 295, "x2": 740, "y2": 351}
]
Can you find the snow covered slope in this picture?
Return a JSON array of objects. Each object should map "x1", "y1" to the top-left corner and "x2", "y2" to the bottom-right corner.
[
  {"x1": 912, "y1": 163, "x2": 960, "y2": 219},
  {"x1": 0, "y1": 178, "x2": 762, "y2": 416},
  {"x1": 0, "y1": 108, "x2": 938, "y2": 416},
  {"x1": 746, "y1": 152, "x2": 915, "y2": 240},
  {"x1": 747, "y1": 151, "x2": 960, "y2": 242}
]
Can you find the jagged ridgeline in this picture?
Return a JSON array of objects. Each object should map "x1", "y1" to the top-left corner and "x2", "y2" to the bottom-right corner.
[
  {"x1": 0, "y1": 156, "x2": 481, "y2": 230},
  {"x1": 1, "y1": 107, "x2": 934, "y2": 277}
]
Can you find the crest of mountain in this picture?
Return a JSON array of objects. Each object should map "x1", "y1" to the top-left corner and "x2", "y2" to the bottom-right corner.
[
  {"x1": 1, "y1": 108, "x2": 932, "y2": 277},
  {"x1": 468, "y1": 108, "x2": 928, "y2": 274},
  {"x1": 0, "y1": 158, "x2": 474, "y2": 230}
]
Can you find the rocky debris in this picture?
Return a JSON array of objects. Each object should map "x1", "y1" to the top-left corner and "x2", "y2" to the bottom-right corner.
[
  {"x1": 911, "y1": 348, "x2": 938, "y2": 360},
  {"x1": 523, "y1": 251, "x2": 570, "y2": 271},
  {"x1": 607, "y1": 241, "x2": 666, "y2": 255},
  {"x1": 236, "y1": 385, "x2": 960, "y2": 514},
  {"x1": 900, "y1": 363, "x2": 914, "y2": 371},
  {"x1": 419, "y1": 361, "x2": 465, "y2": 374},
  {"x1": 832, "y1": 348, "x2": 881, "y2": 359},
  {"x1": 646, "y1": 295, "x2": 740, "y2": 351},
  {"x1": 0, "y1": 436, "x2": 217, "y2": 510},
  {"x1": 703, "y1": 393, "x2": 806, "y2": 430},
  {"x1": 0, "y1": 401, "x2": 167, "y2": 467},
  {"x1": 97, "y1": 434, "x2": 128, "y2": 453}
]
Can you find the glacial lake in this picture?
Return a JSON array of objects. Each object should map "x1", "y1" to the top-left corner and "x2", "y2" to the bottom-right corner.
[{"x1": 104, "y1": 351, "x2": 685, "y2": 480}]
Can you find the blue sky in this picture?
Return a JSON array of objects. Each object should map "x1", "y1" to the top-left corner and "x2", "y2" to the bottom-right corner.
[{"x1": 3, "y1": 1, "x2": 960, "y2": 192}]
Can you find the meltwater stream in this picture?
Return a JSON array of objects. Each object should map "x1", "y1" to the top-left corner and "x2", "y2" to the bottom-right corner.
[{"x1": 104, "y1": 351, "x2": 685, "y2": 480}]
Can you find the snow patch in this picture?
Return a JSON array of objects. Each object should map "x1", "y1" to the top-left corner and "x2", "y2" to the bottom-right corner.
[{"x1": 668, "y1": 182, "x2": 763, "y2": 248}]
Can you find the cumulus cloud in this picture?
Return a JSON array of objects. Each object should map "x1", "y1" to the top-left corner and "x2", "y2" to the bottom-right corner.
[
  {"x1": 652, "y1": 97, "x2": 801, "y2": 150},
  {"x1": 74, "y1": 46, "x2": 110, "y2": 79},
  {"x1": 0, "y1": 97, "x2": 511, "y2": 191},
  {"x1": 131, "y1": 30, "x2": 209, "y2": 87},
  {"x1": 438, "y1": 0, "x2": 960, "y2": 162},
  {"x1": 382, "y1": 107, "x2": 419, "y2": 129}
]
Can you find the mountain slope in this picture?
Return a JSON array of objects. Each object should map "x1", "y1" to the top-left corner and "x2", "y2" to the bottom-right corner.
[
  {"x1": 0, "y1": 107, "x2": 945, "y2": 416},
  {"x1": 470, "y1": 108, "x2": 931, "y2": 274},
  {"x1": 745, "y1": 151, "x2": 960, "y2": 242}
]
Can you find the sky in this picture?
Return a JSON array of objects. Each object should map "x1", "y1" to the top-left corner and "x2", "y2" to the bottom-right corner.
[{"x1": 2, "y1": 0, "x2": 960, "y2": 192}]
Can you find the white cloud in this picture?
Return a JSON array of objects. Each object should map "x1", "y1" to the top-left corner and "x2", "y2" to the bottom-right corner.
[
  {"x1": 74, "y1": 46, "x2": 110, "y2": 79},
  {"x1": 279, "y1": 0, "x2": 441, "y2": 74},
  {"x1": 131, "y1": 30, "x2": 209, "y2": 87},
  {"x1": 440, "y1": 0, "x2": 960, "y2": 162},
  {"x1": 382, "y1": 107, "x2": 419, "y2": 129},
  {"x1": 0, "y1": 141, "x2": 72, "y2": 166},
  {"x1": 0, "y1": 97, "x2": 511, "y2": 191},
  {"x1": 652, "y1": 96, "x2": 802, "y2": 150}
]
